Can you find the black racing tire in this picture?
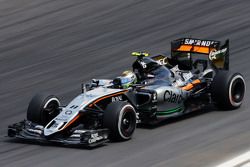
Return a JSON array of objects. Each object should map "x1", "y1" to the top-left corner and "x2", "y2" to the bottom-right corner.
[
  {"x1": 211, "y1": 71, "x2": 246, "y2": 109},
  {"x1": 103, "y1": 101, "x2": 136, "y2": 141},
  {"x1": 27, "y1": 93, "x2": 61, "y2": 125}
]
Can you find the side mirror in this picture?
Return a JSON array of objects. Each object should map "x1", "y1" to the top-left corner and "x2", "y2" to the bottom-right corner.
[
  {"x1": 81, "y1": 83, "x2": 86, "y2": 93},
  {"x1": 92, "y1": 79, "x2": 99, "y2": 85},
  {"x1": 81, "y1": 83, "x2": 91, "y2": 93}
]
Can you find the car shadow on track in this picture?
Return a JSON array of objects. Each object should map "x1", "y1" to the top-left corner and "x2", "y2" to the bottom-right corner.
[
  {"x1": 2, "y1": 137, "x2": 107, "y2": 150},
  {"x1": 2, "y1": 105, "x2": 236, "y2": 149},
  {"x1": 137, "y1": 105, "x2": 234, "y2": 129}
]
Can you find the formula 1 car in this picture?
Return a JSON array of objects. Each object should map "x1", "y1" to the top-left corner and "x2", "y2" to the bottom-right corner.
[{"x1": 8, "y1": 38, "x2": 246, "y2": 147}]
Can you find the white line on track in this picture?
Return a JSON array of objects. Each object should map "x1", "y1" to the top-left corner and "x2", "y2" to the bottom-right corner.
[{"x1": 215, "y1": 151, "x2": 250, "y2": 167}]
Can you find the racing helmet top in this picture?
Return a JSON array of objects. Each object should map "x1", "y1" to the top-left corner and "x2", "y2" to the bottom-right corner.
[
  {"x1": 132, "y1": 56, "x2": 161, "y2": 80},
  {"x1": 132, "y1": 55, "x2": 175, "y2": 83},
  {"x1": 113, "y1": 70, "x2": 137, "y2": 88}
]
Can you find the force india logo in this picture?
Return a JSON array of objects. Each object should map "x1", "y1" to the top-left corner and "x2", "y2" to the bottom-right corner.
[
  {"x1": 88, "y1": 133, "x2": 106, "y2": 144},
  {"x1": 184, "y1": 38, "x2": 216, "y2": 47}
]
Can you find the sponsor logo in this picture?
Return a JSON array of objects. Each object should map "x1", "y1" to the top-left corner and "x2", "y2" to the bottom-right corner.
[
  {"x1": 209, "y1": 48, "x2": 227, "y2": 60},
  {"x1": 157, "y1": 57, "x2": 168, "y2": 65},
  {"x1": 55, "y1": 117, "x2": 68, "y2": 122},
  {"x1": 164, "y1": 90, "x2": 182, "y2": 104},
  {"x1": 88, "y1": 133, "x2": 104, "y2": 144},
  {"x1": 184, "y1": 38, "x2": 216, "y2": 47},
  {"x1": 112, "y1": 96, "x2": 122, "y2": 102},
  {"x1": 140, "y1": 61, "x2": 147, "y2": 68},
  {"x1": 65, "y1": 110, "x2": 72, "y2": 115}
]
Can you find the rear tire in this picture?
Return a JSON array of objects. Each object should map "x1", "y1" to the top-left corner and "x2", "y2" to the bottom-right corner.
[
  {"x1": 27, "y1": 93, "x2": 60, "y2": 125},
  {"x1": 103, "y1": 101, "x2": 136, "y2": 141},
  {"x1": 211, "y1": 71, "x2": 246, "y2": 109}
]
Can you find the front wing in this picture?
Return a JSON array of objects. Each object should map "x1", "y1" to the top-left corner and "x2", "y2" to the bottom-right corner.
[{"x1": 8, "y1": 120, "x2": 109, "y2": 147}]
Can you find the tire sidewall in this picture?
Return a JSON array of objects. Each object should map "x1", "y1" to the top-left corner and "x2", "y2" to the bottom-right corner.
[
  {"x1": 41, "y1": 96, "x2": 60, "y2": 124},
  {"x1": 228, "y1": 74, "x2": 246, "y2": 107},
  {"x1": 211, "y1": 71, "x2": 246, "y2": 109},
  {"x1": 117, "y1": 104, "x2": 136, "y2": 140},
  {"x1": 27, "y1": 94, "x2": 60, "y2": 125},
  {"x1": 104, "y1": 101, "x2": 137, "y2": 141}
]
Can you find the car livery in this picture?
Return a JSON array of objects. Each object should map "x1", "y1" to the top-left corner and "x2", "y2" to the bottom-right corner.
[{"x1": 8, "y1": 38, "x2": 246, "y2": 147}]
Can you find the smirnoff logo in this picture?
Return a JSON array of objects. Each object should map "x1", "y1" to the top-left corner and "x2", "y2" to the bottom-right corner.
[{"x1": 184, "y1": 38, "x2": 217, "y2": 47}]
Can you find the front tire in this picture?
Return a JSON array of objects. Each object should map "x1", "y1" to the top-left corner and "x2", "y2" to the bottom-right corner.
[
  {"x1": 103, "y1": 101, "x2": 136, "y2": 141},
  {"x1": 211, "y1": 71, "x2": 246, "y2": 109},
  {"x1": 27, "y1": 93, "x2": 60, "y2": 125}
]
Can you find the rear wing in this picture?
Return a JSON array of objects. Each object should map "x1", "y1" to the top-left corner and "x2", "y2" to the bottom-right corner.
[{"x1": 171, "y1": 38, "x2": 229, "y2": 70}]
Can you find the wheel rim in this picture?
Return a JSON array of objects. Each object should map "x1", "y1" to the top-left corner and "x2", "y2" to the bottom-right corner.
[
  {"x1": 229, "y1": 75, "x2": 245, "y2": 106},
  {"x1": 119, "y1": 107, "x2": 136, "y2": 139},
  {"x1": 231, "y1": 78, "x2": 245, "y2": 103},
  {"x1": 43, "y1": 100, "x2": 59, "y2": 124}
]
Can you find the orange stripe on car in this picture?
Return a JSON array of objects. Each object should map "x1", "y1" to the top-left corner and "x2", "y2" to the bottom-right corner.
[
  {"x1": 191, "y1": 79, "x2": 201, "y2": 85},
  {"x1": 177, "y1": 45, "x2": 211, "y2": 54},
  {"x1": 63, "y1": 114, "x2": 80, "y2": 129},
  {"x1": 182, "y1": 79, "x2": 201, "y2": 91},
  {"x1": 88, "y1": 91, "x2": 128, "y2": 107}
]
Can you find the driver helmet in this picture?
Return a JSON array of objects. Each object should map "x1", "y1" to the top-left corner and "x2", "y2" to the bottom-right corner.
[
  {"x1": 113, "y1": 70, "x2": 137, "y2": 88},
  {"x1": 132, "y1": 57, "x2": 161, "y2": 81}
]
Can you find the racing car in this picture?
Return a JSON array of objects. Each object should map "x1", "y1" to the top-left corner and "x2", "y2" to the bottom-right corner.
[{"x1": 8, "y1": 38, "x2": 246, "y2": 147}]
